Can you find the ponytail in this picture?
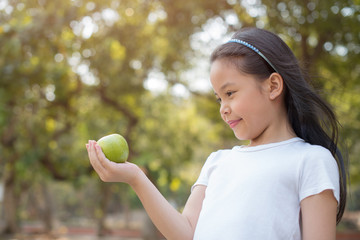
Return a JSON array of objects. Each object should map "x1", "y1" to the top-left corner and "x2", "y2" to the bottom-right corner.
[{"x1": 286, "y1": 71, "x2": 347, "y2": 223}]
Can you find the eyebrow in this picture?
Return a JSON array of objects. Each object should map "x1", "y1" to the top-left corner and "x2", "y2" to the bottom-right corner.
[{"x1": 214, "y1": 82, "x2": 236, "y2": 96}]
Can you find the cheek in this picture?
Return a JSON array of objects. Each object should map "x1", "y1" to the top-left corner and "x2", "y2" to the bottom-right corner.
[
  {"x1": 249, "y1": 103, "x2": 273, "y2": 131},
  {"x1": 241, "y1": 94, "x2": 269, "y2": 122},
  {"x1": 235, "y1": 95, "x2": 260, "y2": 115}
]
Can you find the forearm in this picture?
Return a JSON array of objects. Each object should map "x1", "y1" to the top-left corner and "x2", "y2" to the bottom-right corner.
[
  {"x1": 87, "y1": 141, "x2": 195, "y2": 239},
  {"x1": 131, "y1": 170, "x2": 194, "y2": 240}
]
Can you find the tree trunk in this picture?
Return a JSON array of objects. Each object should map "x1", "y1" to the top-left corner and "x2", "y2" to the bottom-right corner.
[
  {"x1": 1, "y1": 159, "x2": 18, "y2": 235},
  {"x1": 142, "y1": 215, "x2": 161, "y2": 240},
  {"x1": 0, "y1": 104, "x2": 19, "y2": 236},
  {"x1": 97, "y1": 183, "x2": 111, "y2": 236},
  {"x1": 38, "y1": 182, "x2": 54, "y2": 233},
  {"x1": 122, "y1": 195, "x2": 131, "y2": 229},
  {"x1": 141, "y1": 168, "x2": 161, "y2": 240}
]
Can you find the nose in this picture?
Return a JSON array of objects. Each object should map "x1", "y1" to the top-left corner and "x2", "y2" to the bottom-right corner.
[{"x1": 220, "y1": 102, "x2": 231, "y2": 116}]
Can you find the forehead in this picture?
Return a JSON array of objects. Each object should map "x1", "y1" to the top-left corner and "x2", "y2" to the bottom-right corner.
[
  {"x1": 210, "y1": 60, "x2": 243, "y2": 85},
  {"x1": 210, "y1": 59, "x2": 260, "y2": 93},
  {"x1": 210, "y1": 59, "x2": 240, "y2": 81}
]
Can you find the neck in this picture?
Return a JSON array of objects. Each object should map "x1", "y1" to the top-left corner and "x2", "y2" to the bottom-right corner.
[{"x1": 249, "y1": 107, "x2": 296, "y2": 147}]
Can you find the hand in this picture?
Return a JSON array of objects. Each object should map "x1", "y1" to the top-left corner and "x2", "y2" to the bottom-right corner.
[
  {"x1": 86, "y1": 140, "x2": 142, "y2": 186},
  {"x1": 86, "y1": 142, "x2": 201, "y2": 240}
]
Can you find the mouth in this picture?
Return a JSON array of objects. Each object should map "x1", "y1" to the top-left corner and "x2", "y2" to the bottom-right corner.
[{"x1": 227, "y1": 119, "x2": 242, "y2": 128}]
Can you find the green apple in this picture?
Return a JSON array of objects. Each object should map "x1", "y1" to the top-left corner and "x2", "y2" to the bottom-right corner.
[{"x1": 97, "y1": 134, "x2": 129, "y2": 163}]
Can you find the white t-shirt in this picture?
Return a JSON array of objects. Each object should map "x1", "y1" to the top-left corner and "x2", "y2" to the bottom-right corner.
[{"x1": 192, "y1": 137, "x2": 339, "y2": 240}]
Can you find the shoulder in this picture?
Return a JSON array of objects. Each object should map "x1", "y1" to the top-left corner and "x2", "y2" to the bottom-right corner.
[
  {"x1": 202, "y1": 148, "x2": 237, "y2": 172},
  {"x1": 208, "y1": 148, "x2": 233, "y2": 159},
  {"x1": 191, "y1": 149, "x2": 233, "y2": 191},
  {"x1": 296, "y1": 142, "x2": 340, "y2": 204},
  {"x1": 286, "y1": 140, "x2": 338, "y2": 178},
  {"x1": 202, "y1": 149, "x2": 232, "y2": 168},
  {"x1": 288, "y1": 140, "x2": 335, "y2": 162},
  {"x1": 297, "y1": 141, "x2": 336, "y2": 165}
]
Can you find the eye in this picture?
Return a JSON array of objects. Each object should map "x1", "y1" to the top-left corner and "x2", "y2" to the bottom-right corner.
[{"x1": 226, "y1": 91, "x2": 235, "y2": 97}]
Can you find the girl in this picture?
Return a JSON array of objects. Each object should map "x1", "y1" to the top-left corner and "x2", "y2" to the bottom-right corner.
[{"x1": 86, "y1": 27, "x2": 347, "y2": 240}]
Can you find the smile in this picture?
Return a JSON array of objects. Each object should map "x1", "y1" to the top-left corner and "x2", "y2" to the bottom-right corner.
[{"x1": 227, "y1": 119, "x2": 242, "y2": 128}]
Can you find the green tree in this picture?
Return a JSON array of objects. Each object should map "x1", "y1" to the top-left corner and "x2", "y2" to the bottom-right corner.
[
  {"x1": 1, "y1": 0, "x2": 359, "y2": 237},
  {"x1": 0, "y1": 0, "x2": 86, "y2": 233},
  {"x1": 0, "y1": 0, "x2": 231, "y2": 236}
]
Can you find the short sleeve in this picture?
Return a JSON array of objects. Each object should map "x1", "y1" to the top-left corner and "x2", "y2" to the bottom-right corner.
[
  {"x1": 191, "y1": 151, "x2": 221, "y2": 192},
  {"x1": 298, "y1": 146, "x2": 340, "y2": 204}
]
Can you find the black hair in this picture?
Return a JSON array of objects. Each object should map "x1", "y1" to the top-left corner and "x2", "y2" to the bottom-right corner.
[{"x1": 210, "y1": 27, "x2": 347, "y2": 224}]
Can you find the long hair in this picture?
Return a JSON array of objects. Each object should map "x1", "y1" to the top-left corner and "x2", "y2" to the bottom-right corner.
[{"x1": 210, "y1": 27, "x2": 347, "y2": 224}]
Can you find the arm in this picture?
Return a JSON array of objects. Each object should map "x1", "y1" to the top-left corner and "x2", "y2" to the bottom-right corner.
[
  {"x1": 86, "y1": 140, "x2": 205, "y2": 240},
  {"x1": 300, "y1": 189, "x2": 337, "y2": 240}
]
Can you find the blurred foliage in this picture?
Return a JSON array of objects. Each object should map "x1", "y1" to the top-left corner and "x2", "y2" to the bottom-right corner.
[{"x1": 0, "y1": 0, "x2": 359, "y2": 234}]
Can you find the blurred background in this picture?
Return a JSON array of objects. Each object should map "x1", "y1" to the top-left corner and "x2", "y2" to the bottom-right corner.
[{"x1": 0, "y1": 0, "x2": 359, "y2": 239}]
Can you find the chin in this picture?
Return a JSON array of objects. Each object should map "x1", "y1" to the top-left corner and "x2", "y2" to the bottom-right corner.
[
  {"x1": 234, "y1": 130, "x2": 259, "y2": 142},
  {"x1": 234, "y1": 132, "x2": 248, "y2": 141}
]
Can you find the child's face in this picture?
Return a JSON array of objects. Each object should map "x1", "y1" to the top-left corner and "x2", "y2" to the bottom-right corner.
[{"x1": 210, "y1": 59, "x2": 274, "y2": 145}]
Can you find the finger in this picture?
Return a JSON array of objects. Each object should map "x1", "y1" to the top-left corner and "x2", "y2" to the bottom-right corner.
[
  {"x1": 86, "y1": 140, "x2": 93, "y2": 161},
  {"x1": 87, "y1": 140, "x2": 97, "y2": 163},
  {"x1": 88, "y1": 140, "x2": 106, "y2": 174},
  {"x1": 88, "y1": 140, "x2": 97, "y2": 166},
  {"x1": 95, "y1": 142, "x2": 112, "y2": 170}
]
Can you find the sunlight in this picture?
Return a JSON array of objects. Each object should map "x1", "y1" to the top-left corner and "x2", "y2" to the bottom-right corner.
[{"x1": 144, "y1": 70, "x2": 168, "y2": 93}]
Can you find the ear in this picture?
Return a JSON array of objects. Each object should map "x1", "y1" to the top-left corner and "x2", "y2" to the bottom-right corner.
[{"x1": 267, "y1": 73, "x2": 284, "y2": 100}]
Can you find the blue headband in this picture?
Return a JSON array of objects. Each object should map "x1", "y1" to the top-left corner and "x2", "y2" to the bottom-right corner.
[{"x1": 227, "y1": 39, "x2": 279, "y2": 73}]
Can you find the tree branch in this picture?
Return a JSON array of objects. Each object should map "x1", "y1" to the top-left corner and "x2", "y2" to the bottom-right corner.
[{"x1": 97, "y1": 86, "x2": 139, "y2": 160}]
